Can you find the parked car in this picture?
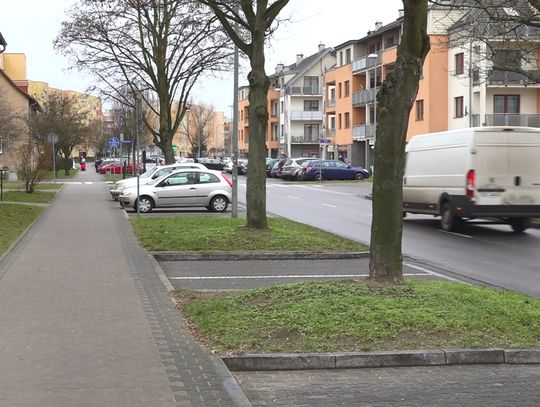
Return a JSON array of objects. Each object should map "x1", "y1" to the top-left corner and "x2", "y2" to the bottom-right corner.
[
  {"x1": 110, "y1": 163, "x2": 207, "y2": 200},
  {"x1": 266, "y1": 158, "x2": 279, "y2": 177},
  {"x1": 280, "y1": 158, "x2": 311, "y2": 180},
  {"x1": 196, "y1": 157, "x2": 225, "y2": 171},
  {"x1": 224, "y1": 159, "x2": 247, "y2": 174},
  {"x1": 98, "y1": 161, "x2": 143, "y2": 175},
  {"x1": 270, "y1": 158, "x2": 288, "y2": 178},
  {"x1": 118, "y1": 168, "x2": 232, "y2": 213},
  {"x1": 301, "y1": 160, "x2": 369, "y2": 181},
  {"x1": 239, "y1": 160, "x2": 248, "y2": 175}
]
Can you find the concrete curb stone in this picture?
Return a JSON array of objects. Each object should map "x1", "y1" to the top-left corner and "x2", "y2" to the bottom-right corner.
[
  {"x1": 223, "y1": 348, "x2": 540, "y2": 371},
  {"x1": 152, "y1": 251, "x2": 370, "y2": 261}
]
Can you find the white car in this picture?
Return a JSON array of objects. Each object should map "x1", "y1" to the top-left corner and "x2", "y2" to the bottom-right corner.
[
  {"x1": 110, "y1": 163, "x2": 206, "y2": 200},
  {"x1": 118, "y1": 168, "x2": 232, "y2": 213}
]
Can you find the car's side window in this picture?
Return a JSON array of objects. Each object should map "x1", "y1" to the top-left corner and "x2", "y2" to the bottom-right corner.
[
  {"x1": 199, "y1": 173, "x2": 220, "y2": 184},
  {"x1": 323, "y1": 161, "x2": 333, "y2": 167},
  {"x1": 335, "y1": 161, "x2": 348, "y2": 168},
  {"x1": 164, "y1": 172, "x2": 192, "y2": 186}
]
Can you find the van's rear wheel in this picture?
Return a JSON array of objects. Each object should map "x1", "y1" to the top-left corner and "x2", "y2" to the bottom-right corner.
[
  {"x1": 510, "y1": 217, "x2": 531, "y2": 233},
  {"x1": 440, "y1": 202, "x2": 459, "y2": 232}
]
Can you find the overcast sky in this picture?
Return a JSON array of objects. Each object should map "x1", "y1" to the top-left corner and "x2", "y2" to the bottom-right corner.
[{"x1": 1, "y1": 0, "x2": 403, "y2": 116}]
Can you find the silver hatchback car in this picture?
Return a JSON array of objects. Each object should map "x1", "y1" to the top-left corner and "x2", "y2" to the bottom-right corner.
[{"x1": 118, "y1": 168, "x2": 232, "y2": 213}]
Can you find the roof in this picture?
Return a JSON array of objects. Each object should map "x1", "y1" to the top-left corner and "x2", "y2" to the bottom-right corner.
[
  {"x1": 269, "y1": 47, "x2": 334, "y2": 87},
  {"x1": 0, "y1": 68, "x2": 41, "y2": 111}
]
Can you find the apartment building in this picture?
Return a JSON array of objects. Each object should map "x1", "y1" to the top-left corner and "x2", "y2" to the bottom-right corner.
[
  {"x1": 0, "y1": 52, "x2": 40, "y2": 180},
  {"x1": 237, "y1": 44, "x2": 335, "y2": 159},
  {"x1": 325, "y1": 3, "x2": 540, "y2": 168}
]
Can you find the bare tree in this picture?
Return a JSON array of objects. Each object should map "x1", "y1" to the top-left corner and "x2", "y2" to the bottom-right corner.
[
  {"x1": 369, "y1": 0, "x2": 430, "y2": 283},
  {"x1": 16, "y1": 142, "x2": 47, "y2": 193},
  {"x1": 180, "y1": 103, "x2": 215, "y2": 157},
  {"x1": 200, "y1": 0, "x2": 290, "y2": 229},
  {"x1": 30, "y1": 92, "x2": 92, "y2": 175},
  {"x1": 55, "y1": 0, "x2": 232, "y2": 164}
]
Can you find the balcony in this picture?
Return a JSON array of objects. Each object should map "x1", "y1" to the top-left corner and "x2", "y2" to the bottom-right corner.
[
  {"x1": 484, "y1": 113, "x2": 540, "y2": 127},
  {"x1": 327, "y1": 98, "x2": 336, "y2": 108},
  {"x1": 286, "y1": 86, "x2": 322, "y2": 96},
  {"x1": 326, "y1": 128, "x2": 336, "y2": 137},
  {"x1": 352, "y1": 124, "x2": 376, "y2": 141},
  {"x1": 290, "y1": 134, "x2": 320, "y2": 144},
  {"x1": 290, "y1": 110, "x2": 324, "y2": 121},
  {"x1": 352, "y1": 88, "x2": 379, "y2": 106},
  {"x1": 352, "y1": 53, "x2": 381, "y2": 73},
  {"x1": 487, "y1": 69, "x2": 540, "y2": 86}
]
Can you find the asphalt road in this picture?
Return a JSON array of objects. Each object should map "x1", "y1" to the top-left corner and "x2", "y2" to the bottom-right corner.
[{"x1": 238, "y1": 178, "x2": 540, "y2": 298}]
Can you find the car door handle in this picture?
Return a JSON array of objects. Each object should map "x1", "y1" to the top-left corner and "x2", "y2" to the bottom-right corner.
[{"x1": 189, "y1": 187, "x2": 197, "y2": 190}]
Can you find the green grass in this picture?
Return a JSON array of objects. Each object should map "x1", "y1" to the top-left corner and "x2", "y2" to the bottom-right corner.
[
  {"x1": 1, "y1": 191, "x2": 56, "y2": 203},
  {"x1": 44, "y1": 170, "x2": 78, "y2": 179},
  {"x1": 179, "y1": 280, "x2": 540, "y2": 354},
  {"x1": 2, "y1": 183, "x2": 63, "y2": 191},
  {"x1": 0, "y1": 203, "x2": 43, "y2": 256},
  {"x1": 131, "y1": 217, "x2": 368, "y2": 252}
]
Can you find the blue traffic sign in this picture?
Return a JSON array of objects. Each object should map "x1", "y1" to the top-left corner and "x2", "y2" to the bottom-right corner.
[
  {"x1": 319, "y1": 139, "x2": 332, "y2": 144},
  {"x1": 109, "y1": 137, "x2": 120, "y2": 148}
]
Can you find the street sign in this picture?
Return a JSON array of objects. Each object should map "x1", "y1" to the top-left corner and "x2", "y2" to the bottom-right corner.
[
  {"x1": 319, "y1": 139, "x2": 331, "y2": 144},
  {"x1": 121, "y1": 140, "x2": 133, "y2": 144},
  {"x1": 109, "y1": 137, "x2": 120, "y2": 149},
  {"x1": 47, "y1": 133, "x2": 59, "y2": 144}
]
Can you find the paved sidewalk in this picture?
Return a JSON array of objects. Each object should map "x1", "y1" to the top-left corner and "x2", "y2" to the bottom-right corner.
[{"x1": 0, "y1": 170, "x2": 250, "y2": 407}]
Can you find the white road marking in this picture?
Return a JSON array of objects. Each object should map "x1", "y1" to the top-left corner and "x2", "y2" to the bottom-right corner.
[
  {"x1": 438, "y1": 230, "x2": 473, "y2": 239},
  {"x1": 403, "y1": 262, "x2": 461, "y2": 282},
  {"x1": 322, "y1": 203, "x2": 337, "y2": 208},
  {"x1": 84, "y1": 182, "x2": 94, "y2": 184},
  {"x1": 287, "y1": 196, "x2": 300, "y2": 200},
  {"x1": 170, "y1": 273, "x2": 429, "y2": 280}
]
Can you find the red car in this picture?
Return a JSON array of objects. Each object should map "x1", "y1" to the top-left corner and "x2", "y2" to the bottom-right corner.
[{"x1": 98, "y1": 162, "x2": 142, "y2": 175}]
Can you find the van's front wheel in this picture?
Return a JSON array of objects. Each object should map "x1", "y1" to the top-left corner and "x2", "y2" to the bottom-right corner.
[
  {"x1": 440, "y1": 203, "x2": 459, "y2": 232},
  {"x1": 510, "y1": 217, "x2": 531, "y2": 233}
]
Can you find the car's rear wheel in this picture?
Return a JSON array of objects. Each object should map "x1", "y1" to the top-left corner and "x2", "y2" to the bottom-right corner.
[
  {"x1": 355, "y1": 172, "x2": 365, "y2": 180},
  {"x1": 316, "y1": 172, "x2": 325, "y2": 181},
  {"x1": 295, "y1": 171, "x2": 303, "y2": 181},
  {"x1": 135, "y1": 196, "x2": 154, "y2": 213},
  {"x1": 510, "y1": 217, "x2": 530, "y2": 233},
  {"x1": 440, "y1": 202, "x2": 459, "y2": 232},
  {"x1": 209, "y1": 195, "x2": 228, "y2": 212}
]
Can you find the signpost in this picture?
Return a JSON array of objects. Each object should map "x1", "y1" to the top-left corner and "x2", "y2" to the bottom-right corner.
[{"x1": 47, "y1": 133, "x2": 59, "y2": 182}]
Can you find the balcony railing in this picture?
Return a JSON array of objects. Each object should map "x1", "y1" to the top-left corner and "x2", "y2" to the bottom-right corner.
[
  {"x1": 352, "y1": 53, "x2": 381, "y2": 73},
  {"x1": 352, "y1": 124, "x2": 377, "y2": 141},
  {"x1": 484, "y1": 113, "x2": 540, "y2": 127},
  {"x1": 290, "y1": 135, "x2": 320, "y2": 143},
  {"x1": 487, "y1": 69, "x2": 540, "y2": 86},
  {"x1": 327, "y1": 98, "x2": 336, "y2": 108},
  {"x1": 352, "y1": 88, "x2": 379, "y2": 106},
  {"x1": 326, "y1": 128, "x2": 336, "y2": 137},
  {"x1": 286, "y1": 86, "x2": 322, "y2": 96},
  {"x1": 290, "y1": 110, "x2": 324, "y2": 120}
]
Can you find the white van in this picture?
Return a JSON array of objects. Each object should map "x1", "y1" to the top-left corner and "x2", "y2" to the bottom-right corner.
[{"x1": 403, "y1": 126, "x2": 540, "y2": 232}]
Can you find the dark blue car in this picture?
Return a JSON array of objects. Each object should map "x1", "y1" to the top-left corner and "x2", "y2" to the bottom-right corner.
[{"x1": 301, "y1": 160, "x2": 369, "y2": 181}]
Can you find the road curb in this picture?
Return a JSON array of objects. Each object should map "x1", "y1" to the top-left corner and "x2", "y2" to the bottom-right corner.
[
  {"x1": 222, "y1": 348, "x2": 540, "y2": 371},
  {"x1": 152, "y1": 251, "x2": 370, "y2": 261}
]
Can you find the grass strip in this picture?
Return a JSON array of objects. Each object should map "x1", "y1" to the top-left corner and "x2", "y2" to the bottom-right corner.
[
  {"x1": 0, "y1": 203, "x2": 43, "y2": 256},
  {"x1": 179, "y1": 280, "x2": 540, "y2": 354},
  {"x1": 1, "y1": 191, "x2": 56, "y2": 204},
  {"x1": 131, "y1": 216, "x2": 367, "y2": 252},
  {"x1": 2, "y1": 183, "x2": 63, "y2": 191}
]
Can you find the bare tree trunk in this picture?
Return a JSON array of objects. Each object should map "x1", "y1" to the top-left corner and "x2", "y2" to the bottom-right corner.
[
  {"x1": 245, "y1": 19, "x2": 269, "y2": 229},
  {"x1": 369, "y1": 0, "x2": 430, "y2": 283}
]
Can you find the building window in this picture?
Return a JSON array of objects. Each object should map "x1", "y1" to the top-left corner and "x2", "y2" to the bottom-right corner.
[
  {"x1": 338, "y1": 114, "x2": 342, "y2": 129},
  {"x1": 338, "y1": 83, "x2": 342, "y2": 98},
  {"x1": 344, "y1": 112, "x2": 350, "y2": 128},
  {"x1": 416, "y1": 100, "x2": 424, "y2": 121},
  {"x1": 330, "y1": 116, "x2": 335, "y2": 129},
  {"x1": 339, "y1": 51, "x2": 343, "y2": 66},
  {"x1": 344, "y1": 81, "x2": 350, "y2": 97},
  {"x1": 494, "y1": 95, "x2": 520, "y2": 113},
  {"x1": 272, "y1": 124, "x2": 278, "y2": 141},
  {"x1": 455, "y1": 52, "x2": 464, "y2": 75},
  {"x1": 304, "y1": 124, "x2": 319, "y2": 141},
  {"x1": 304, "y1": 76, "x2": 319, "y2": 93},
  {"x1": 271, "y1": 100, "x2": 278, "y2": 117},
  {"x1": 304, "y1": 100, "x2": 319, "y2": 111},
  {"x1": 454, "y1": 96, "x2": 464, "y2": 118},
  {"x1": 345, "y1": 49, "x2": 351, "y2": 64},
  {"x1": 385, "y1": 36, "x2": 395, "y2": 48}
]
